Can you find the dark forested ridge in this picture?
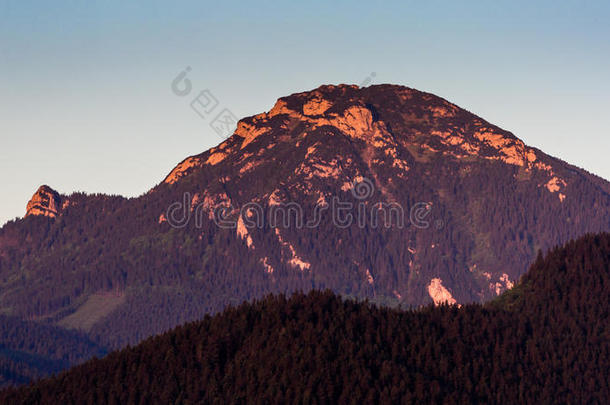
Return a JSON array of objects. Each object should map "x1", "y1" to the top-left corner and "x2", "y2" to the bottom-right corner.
[
  {"x1": 2, "y1": 233, "x2": 608, "y2": 404},
  {"x1": 1, "y1": 84, "x2": 610, "y2": 383},
  {"x1": 0, "y1": 315, "x2": 105, "y2": 388}
]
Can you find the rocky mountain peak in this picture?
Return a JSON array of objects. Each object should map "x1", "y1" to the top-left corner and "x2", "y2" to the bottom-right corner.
[
  {"x1": 163, "y1": 84, "x2": 568, "y2": 200},
  {"x1": 25, "y1": 185, "x2": 63, "y2": 218},
  {"x1": 208, "y1": 84, "x2": 535, "y2": 167}
]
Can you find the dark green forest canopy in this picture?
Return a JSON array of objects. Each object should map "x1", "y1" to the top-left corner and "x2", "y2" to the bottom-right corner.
[{"x1": 2, "y1": 233, "x2": 608, "y2": 404}]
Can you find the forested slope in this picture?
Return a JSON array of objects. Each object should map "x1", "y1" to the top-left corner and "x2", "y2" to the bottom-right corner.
[
  {"x1": 2, "y1": 233, "x2": 608, "y2": 404},
  {"x1": 1, "y1": 84, "x2": 609, "y2": 351},
  {"x1": 0, "y1": 315, "x2": 105, "y2": 388}
]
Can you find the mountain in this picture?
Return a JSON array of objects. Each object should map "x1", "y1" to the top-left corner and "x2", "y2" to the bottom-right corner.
[
  {"x1": 2, "y1": 232, "x2": 608, "y2": 404},
  {"x1": 1, "y1": 83, "x2": 609, "y2": 353}
]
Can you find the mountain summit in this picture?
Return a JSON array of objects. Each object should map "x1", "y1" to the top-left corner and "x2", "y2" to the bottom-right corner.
[
  {"x1": 241, "y1": 84, "x2": 542, "y2": 170},
  {"x1": 1, "y1": 84, "x2": 609, "y2": 353},
  {"x1": 25, "y1": 185, "x2": 64, "y2": 218},
  {"x1": 165, "y1": 84, "x2": 565, "y2": 198}
]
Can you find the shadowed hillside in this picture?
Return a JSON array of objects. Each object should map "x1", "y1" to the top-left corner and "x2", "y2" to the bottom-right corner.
[
  {"x1": 0, "y1": 316, "x2": 105, "y2": 388},
  {"x1": 2, "y1": 233, "x2": 608, "y2": 404}
]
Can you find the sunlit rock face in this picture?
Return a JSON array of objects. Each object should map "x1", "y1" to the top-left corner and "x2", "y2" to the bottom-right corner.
[
  {"x1": 163, "y1": 157, "x2": 204, "y2": 184},
  {"x1": 25, "y1": 185, "x2": 63, "y2": 218},
  {"x1": 427, "y1": 278, "x2": 457, "y2": 306},
  {"x1": 153, "y1": 83, "x2": 606, "y2": 308},
  {"x1": 164, "y1": 83, "x2": 568, "y2": 206}
]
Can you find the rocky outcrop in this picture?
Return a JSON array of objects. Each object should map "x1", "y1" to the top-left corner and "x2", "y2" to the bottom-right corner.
[
  {"x1": 427, "y1": 278, "x2": 457, "y2": 306},
  {"x1": 163, "y1": 157, "x2": 204, "y2": 184},
  {"x1": 163, "y1": 84, "x2": 567, "y2": 201},
  {"x1": 25, "y1": 185, "x2": 63, "y2": 218}
]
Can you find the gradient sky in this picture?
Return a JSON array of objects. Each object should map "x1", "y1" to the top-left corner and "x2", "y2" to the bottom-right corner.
[{"x1": 1, "y1": 0, "x2": 609, "y2": 226}]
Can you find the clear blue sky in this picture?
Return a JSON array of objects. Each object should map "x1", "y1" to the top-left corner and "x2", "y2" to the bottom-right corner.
[{"x1": 1, "y1": 0, "x2": 609, "y2": 225}]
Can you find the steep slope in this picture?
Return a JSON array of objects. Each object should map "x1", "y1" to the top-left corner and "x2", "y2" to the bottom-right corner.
[
  {"x1": 0, "y1": 84, "x2": 609, "y2": 351},
  {"x1": 2, "y1": 233, "x2": 608, "y2": 404}
]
